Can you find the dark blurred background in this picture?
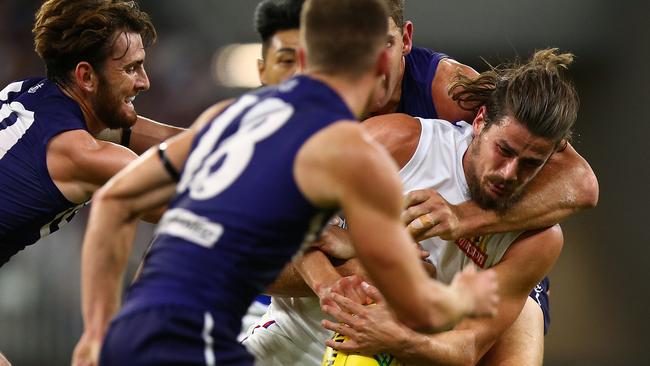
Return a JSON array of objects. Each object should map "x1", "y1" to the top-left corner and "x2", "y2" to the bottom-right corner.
[{"x1": 0, "y1": 1, "x2": 648, "y2": 365}]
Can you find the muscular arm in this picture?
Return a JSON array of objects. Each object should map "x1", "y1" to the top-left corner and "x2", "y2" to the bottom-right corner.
[
  {"x1": 431, "y1": 58, "x2": 479, "y2": 123},
  {"x1": 129, "y1": 115, "x2": 185, "y2": 154},
  {"x1": 421, "y1": 58, "x2": 599, "y2": 239},
  {"x1": 451, "y1": 143, "x2": 598, "y2": 237},
  {"x1": 295, "y1": 122, "x2": 494, "y2": 332},
  {"x1": 394, "y1": 227, "x2": 562, "y2": 365},
  {"x1": 324, "y1": 226, "x2": 562, "y2": 366},
  {"x1": 78, "y1": 128, "x2": 195, "y2": 348},
  {"x1": 72, "y1": 101, "x2": 232, "y2": 366},
  {"x1": 361, "y1": 113, "x2": 598, "y2": 240}
]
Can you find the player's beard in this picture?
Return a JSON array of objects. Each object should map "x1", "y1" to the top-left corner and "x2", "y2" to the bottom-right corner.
[
  {"x1": 93, "y1": 74, "x2": 137, "y2": 130},
  {"x1": 465, "y1": 142, "x2": 524, "y2": 214}
]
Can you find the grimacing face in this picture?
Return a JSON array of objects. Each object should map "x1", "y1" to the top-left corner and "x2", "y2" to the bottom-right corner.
[
  {"x1": 258, "y1": 28, "x2": 300, "y2": 86},
  {"x1": 464, "y1": 112, "x2": 557, "y2": 213},
  {"x1": 92, "y1": 31, "x2": 150, "y2": 130}
]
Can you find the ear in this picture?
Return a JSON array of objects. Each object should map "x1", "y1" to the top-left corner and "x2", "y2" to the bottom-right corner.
[
  {"x1": 257, "y1": 58, "x2": 267, "y2": 86},
  {"x1": 73, "y1": 61, "x2": 98, "y2": 93},
  {"x1": 473, "y1": 105, "x2": 487, "y2": 136},
  {"x1": 402, "y1": 21, "x2": 414, "y2": 55},
  {"x1": 297, "y1": 47, "x2": 307, "y2": 72}
]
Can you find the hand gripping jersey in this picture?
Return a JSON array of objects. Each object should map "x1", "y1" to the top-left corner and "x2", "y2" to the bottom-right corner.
[
  {"x1": 103, "y1": 76, "x2": 353, "y2": 366},
  {"x1": 0, "y1": 78, "x2": 86, "y2": 266},
  {"x1": 243, "y1": 118, "x2": 523, "y2": 366}
]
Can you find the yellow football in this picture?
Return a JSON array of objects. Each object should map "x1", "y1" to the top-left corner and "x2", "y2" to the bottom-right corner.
[{"x1": 321, "y1": 333, "x2": 403, "y2": 366}]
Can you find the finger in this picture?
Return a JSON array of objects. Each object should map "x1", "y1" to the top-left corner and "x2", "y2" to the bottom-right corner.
[
  {"x1": 407, "y1": 214, "x2": 438, "y2": 238},
  {"x1": 361, "y1": 282, "x2": 384, "y2": 304},
  {"x1": 401, "y1": 204, "x2": 431, "y2": 225},
  {"x1": 322, "y1": 303, "x2": 358, "y2": 325},
  {"x1": 331, "y1": 293, "x2": 366, "y2": 315},
  {"x1": 403, "y1": 190, "x2": 429, "y2": 208},
  {"x1": 327, "y1": 339, "x2": 361, "y2": 352},
  {"x1": 328, "y1": 216, "x2": 341, "y2": 226},
  {"x1": 322, "y1": 319, "x2": 354, "y2": 335}
]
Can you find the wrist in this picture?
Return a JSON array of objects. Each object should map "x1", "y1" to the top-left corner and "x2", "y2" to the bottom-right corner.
[{"x1": 456, "y1": 202, "x2": 496, "y2": 238}]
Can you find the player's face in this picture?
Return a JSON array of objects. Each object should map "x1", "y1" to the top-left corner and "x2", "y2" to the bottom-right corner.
[
  {"x1": 93, "y1": 31, "x2": 149, "y2": 129},
  {"x1": 370, "y1": 18, "x2": 408, "y2": 113},
  {"x1": 464, "y1": 114, "x2": 555, "y2": 212},
  {"x1": 258, "y1": 29, "x2": 300, "y2": 86}
]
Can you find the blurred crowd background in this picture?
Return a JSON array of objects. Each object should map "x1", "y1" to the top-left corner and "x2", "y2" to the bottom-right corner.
[{"x1": 0, "y1": 1, "x2": 648, "y2": 365}]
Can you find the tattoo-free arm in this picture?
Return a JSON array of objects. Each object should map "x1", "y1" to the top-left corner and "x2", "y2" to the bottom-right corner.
[
  {"x1": 129, "y1": 115, "x2": 185, "y2": 154},
  {"x1": 450, "y1": 144, "x2": 598, "y2": 238}
]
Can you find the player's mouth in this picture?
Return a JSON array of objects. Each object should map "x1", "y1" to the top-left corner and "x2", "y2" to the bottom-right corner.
[
  {"x1": 487, "y1": 181, "x2": 507, "y2": 196},
  {"x1": 125, "y1": 95, "x2": 136, "y2": 106}
]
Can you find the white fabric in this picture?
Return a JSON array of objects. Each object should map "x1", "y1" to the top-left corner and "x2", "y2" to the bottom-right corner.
[{"x1": 243, "y1": 118, "x2": 522, "y2": 365}]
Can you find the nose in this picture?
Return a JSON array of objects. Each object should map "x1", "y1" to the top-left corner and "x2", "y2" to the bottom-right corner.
[
  {"x1": 136, "y1": 67, "x2": 150, "y2": 91},
  {"x1": 499, "y1": 159, "x2": 518, "y2": 182}
]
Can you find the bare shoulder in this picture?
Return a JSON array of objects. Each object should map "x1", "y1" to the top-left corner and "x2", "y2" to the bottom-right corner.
[
  {"x1": 432, "y1": 58, "x2": 479, "y2": 122},
  {"x1": 48, "y1": 129, "x2": 137, "y2": 203},
  {"x1": 362, "y1": 113, "x2": 421, "y2": 169},
  {"x1": 190, "y1": 98, "x2": 235, "y2": 131},
  {"x1": 502, "y1": 225, "x2": 563, "y2": 280},
  {"x1": 294, "y1": 120, "x2": 402, "y2": 208},
  {"x1": 49, "y1": 129, "x2": 103, "y2": 155}
]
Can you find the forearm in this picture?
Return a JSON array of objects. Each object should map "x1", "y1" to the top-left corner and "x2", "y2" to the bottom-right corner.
[
  {"x1": 130, "y1": 116, "x2": 185, "y2": 155},
  {"x1": 294, "y1": 248, "x2": 344, "y2": 297},
  {"x1": 455, "y1": 144, "x2": 598, "y2": 237},
  {"x1": 81, "y1": 200, "x2": 138, "y2": 339},
  {"x1": 393, "y1": 328, "x2": 478, "y2": 366},
  {"x1": 265, "y1": 261, "x2": 314, "y2": 297},
  {"x1": 267, "y1": 248, "x2": 356, "y2": 297},
  {"x1": 352, "y1": 220, "x2": 465, "y2": 331}
]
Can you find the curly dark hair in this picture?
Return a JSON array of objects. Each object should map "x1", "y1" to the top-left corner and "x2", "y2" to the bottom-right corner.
[{"x1": 33, "y1": 0, "x2": 156, "y2": 83}]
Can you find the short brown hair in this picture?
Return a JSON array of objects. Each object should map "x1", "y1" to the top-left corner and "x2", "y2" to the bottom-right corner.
[
  {"x1": 301, "y1": 0, "x2": 388, "y2": 78},
  {"x1": 451, "y1": 48, "x2": 579, "y2": 146},
  {"x1": 33, "y1": 0, "x2": 156, "y2": 83},
  {"x1": 384, "y1": 0, "x2": 404, "y2": 29}
]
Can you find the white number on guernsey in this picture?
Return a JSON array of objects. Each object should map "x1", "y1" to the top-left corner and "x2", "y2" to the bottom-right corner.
[
  {"x1": 0, "y1": 81, "x2": 36, "y2": 160},
  {"x1": 178, "y1": 95, "x2": 294, "y2": 200}
]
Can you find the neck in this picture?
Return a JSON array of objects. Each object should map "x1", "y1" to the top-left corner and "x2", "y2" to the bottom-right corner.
[
  {"x1": 56, "y1": 81, "x2": 105, "y2": 136},
  {"x1": 307, "y1": 71, "x2": 375, "y2": 120}
]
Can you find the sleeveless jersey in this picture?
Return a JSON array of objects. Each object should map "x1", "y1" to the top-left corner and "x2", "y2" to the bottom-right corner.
[
  {"x1": 401, "y1": 118, "x2": 523, "y2": 282},
  {"x1": 0, "y1": 78, "x2": 86, "y2": 266},
  {"x1": 251, "y1": 119, "x2": 523, "y2": 365},
  {"x1": 120, "y1": 75, "x2": 353, "y2": 340},
  {"x1": 396, "y1": 47, "x2": 449, "y2": 119}
]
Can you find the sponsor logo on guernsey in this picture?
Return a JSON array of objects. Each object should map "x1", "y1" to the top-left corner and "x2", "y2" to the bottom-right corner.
[
  {"x1": 28, "y1": 82, "x2": 44, "y2": 94},
  {"x1": 156, "y1": 208, "x2": 223, "y2": 248},
  {"x1": 455, "y1": 236, "x2": 490, "y2": 268}
]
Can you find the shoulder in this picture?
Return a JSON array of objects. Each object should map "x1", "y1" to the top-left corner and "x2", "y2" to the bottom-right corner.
[
  {"x1": 190, "y1": 99, "x2": 235, "y2": 132},
  {"x1": 362, "y1": 113, "x2": 421, "y2": 169},
  {"x1": 49, "y1": 129, "x2": 135, "y2": 168},
  {"x1": 431, "y1": 58, "x2": 479, "y2": 122},
  {"x1": 295, "y1": 120, "x2": 402, "y2": 207},
  {"x1": 502, "y1": 225, "x2": 563, "y2": 279}
]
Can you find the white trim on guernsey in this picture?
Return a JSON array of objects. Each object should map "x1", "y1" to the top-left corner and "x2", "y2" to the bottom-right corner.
[
  {"x1": 0, "y1": 80, "x2": 24, "y2": 101},
  {"x1": 203, "y1": 311, "x2": 216, "y2": 366}
]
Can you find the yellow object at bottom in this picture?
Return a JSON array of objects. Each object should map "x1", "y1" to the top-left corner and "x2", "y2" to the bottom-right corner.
[{"x1": 321, "y1": 333, "x2": 403, "y2": 366}]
